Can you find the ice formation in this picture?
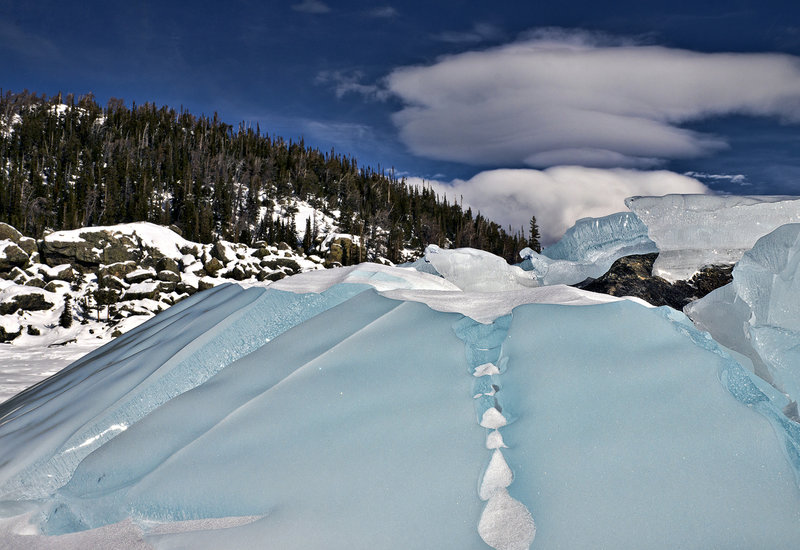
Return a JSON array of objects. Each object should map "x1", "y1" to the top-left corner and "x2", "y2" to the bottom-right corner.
[
  {"x1": 685, "y1": 223, "x2": 800, "y2": 409},
  {"x1": 518, "y1": 212, "x2": 657, "y2": 286},
  {"x1": 2, "y1": 231, "x2": 800, "y2": 548},
  {"x1": 424, "y1": 245, "x2": 538, "y2": 291},
  {"x1": 626, "y1": 194, "x2": 800, "y2": 281}
]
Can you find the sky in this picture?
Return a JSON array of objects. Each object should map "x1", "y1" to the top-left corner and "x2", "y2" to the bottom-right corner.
[{"x1": 3, "y1": 0, "x2": 800, "y2": 243}]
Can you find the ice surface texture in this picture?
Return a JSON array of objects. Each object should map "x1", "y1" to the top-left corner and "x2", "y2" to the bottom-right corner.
[
  {"x1": 627, "y1": 194, "x2": 800, "y2": 281},
  {"x1": 686, "y1": 224, "x2": 800, "y2": 408},
  {"x1": 0, "y1": 282, "x2": 367, "y2": 499},
  {"x1": 519, "y1": 211, "x2": 657, "y2": 286}
]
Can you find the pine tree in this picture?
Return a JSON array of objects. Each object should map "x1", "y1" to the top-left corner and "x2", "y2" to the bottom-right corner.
[
  {"x1": 59, "y1": 294, "x2": 73, "y2": 328},
  {"x1": 528, "y1": 215, "x2": 542, "y2": 253}
]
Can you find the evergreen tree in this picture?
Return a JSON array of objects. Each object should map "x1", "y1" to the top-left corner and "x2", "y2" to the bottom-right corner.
[
  {"x1": 528, "y1": 215, "x2": 542, "y2": 253},
  {"x1": 59, "y1": 294, "x2": 73, "y2": 328}
]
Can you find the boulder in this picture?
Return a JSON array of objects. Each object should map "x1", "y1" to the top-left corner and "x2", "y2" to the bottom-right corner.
[
  {"x1": 0, "y1": 324, "x2": 22, "y2": 343},
  {"x1": 0, "y1": 242, "x2": 30, "y2": 271},
  {"x1": 24, "y1": 278, "x2": 47, "y2": 289},
  {"x1": 98, "y1": 261, "x2": 138, "y2": 280},
  {"x1": 157, "y1": 270, "x2": 181, "y2": 283},
  {"x1": 0, "y1": 223, "x2": 23, "y2": 244},
  {"x1": 0, "y1": 292, "x2": 54, "y2": 315},
  {"x1": 41, "y1": 264, "x2": 75, "y2": 282},
  {"x1": 125, "y1": 268, "x2": 157, "y2": 284},
  {"x1": 204, "y1": 257, "x2": 223, "y2": 276},
  {"x1": 40, "y1": 230, "x2": 142, "y2": 267},
  {"x1": 157, "y1": 257, "x2": 180, "y2": 274},
  {"x1": 211, "y1": 241, "x2": 232, "y2": 263}
]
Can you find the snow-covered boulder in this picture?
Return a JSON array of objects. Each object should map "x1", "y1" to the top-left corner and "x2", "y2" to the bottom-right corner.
[{"x1": 0, "y1": 241, "x2": 30, "y2": 272}]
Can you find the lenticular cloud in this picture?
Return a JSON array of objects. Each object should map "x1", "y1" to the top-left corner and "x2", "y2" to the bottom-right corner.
[{"x1": 386, "y1": 30, "x2": 800, "y2": 167}]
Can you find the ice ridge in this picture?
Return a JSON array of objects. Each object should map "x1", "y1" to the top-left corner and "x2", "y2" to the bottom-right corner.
[{"x1": 453, "y1": 315, "x2": 536, "y2": 550}]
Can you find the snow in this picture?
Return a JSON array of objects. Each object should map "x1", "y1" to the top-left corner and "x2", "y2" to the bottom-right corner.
[{"x1": 626, "y1": 194, "x2": 800, "y2": 281}]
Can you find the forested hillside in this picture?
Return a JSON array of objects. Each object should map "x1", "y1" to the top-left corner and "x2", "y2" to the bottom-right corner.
[{"x1": 0, "y1": 90, "x2": 533, "y2": 263}]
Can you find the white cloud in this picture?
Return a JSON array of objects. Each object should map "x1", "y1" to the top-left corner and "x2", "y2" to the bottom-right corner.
[
  {"x1": 407, "y1": 167, "x2": 710, "y2": 244},
  {"x1": 315, "y1": 70, "x2": 390, "y2": 101},
  {"x1": 386, "y1": 30, "x2": 800, "y2": 168},
  {"x1": 291, "y1": 0, "x2": 331, "y2": 14}
]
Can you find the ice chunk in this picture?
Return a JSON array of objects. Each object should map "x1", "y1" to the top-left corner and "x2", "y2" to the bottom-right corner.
[
  {"x1": 424, "y1": 245, "x2": 538, "y2": 291},
  {"x1": 686, "y1": 224, "x2": 800, "y2": 404},
  {"x1": 519, "y1": 211, "x2": 658, "y2": 286},
  {"x1": 626, "y1": 194, "x2": 800, "y2": 281}
]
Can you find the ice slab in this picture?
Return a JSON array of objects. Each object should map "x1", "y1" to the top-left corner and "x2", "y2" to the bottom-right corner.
[
  {"x1": 626, "y1": 194, "x2": 800, "y2": 281},
  {"x1": 499, "y1": 300, "x2": 800, "y2": 549},
  {"x1": 42, "y1": 293, "x2": 488, "y2": 549},
  {"x1": 424, "y1": 245, "x2": 538, "y2": 291},
  {"x1": 518, "y1": 212, "x2": 657, "y2": 286},
  {"x1": 0, "y1": 283, "x2": 368, "y2": 499},
  {"x1": 686, "y1": 223, "x2": 800, "y2": 406}
]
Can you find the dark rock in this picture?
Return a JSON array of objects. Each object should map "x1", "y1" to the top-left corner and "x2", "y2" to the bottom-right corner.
[
  {"x1": 253, "y1": 248, "x2": 271, "y2": 259},
  {"x1": 223, "y1": 265, "x2": 248, "y2": 281},
  {"x1": 125, "y1": 268, "x2": 156, "y2": 284},
  {"x1": 176, "y1": 281, "x2": 198, "y2": 295},
  {"x1": 577, "y1": 253, "x2": 733, "y2": 310},
  {"x1": 123, "y1": 285, "x2": 159, "y2": 301},
  {"x1": 277, "y1": 242, "x2": 291, "y2": 251},
  {"x1": 204, "y1": 257, "x2": 223, "y2": 276},
  {"x1": 158, "y1": 281, "x2": 177, "y2": 293},
  {"x1": 266, "y1": 271, "x2": 286, "y2": 281},
  {"x1": 0, "y1": 243, "x2": 30, "y2": 271},
  {"x1": 26, "y1": 325, "x2": 40, "y2": 335},
  {"x1": 0, "y1": 223, "x2": 23, "y2": 244},
  {"x1": 0, "y1": 324, "x2": 22, "y2": 342},
  {"x1": 99, "y1": 275, "x2": 128, "y2": 291},
  {"x1": 0, "y1": 292, "x2": 54, "y2": 315},
  {"x1": 157, "y1": 257, "x2": 180, "y2": 274},
  {"x1": 168, "y1": 224, "x2": 183, "y2": 237},
  {"x1": 44, "y1": 281, "x2": 64, "y2": 293},
  {"x1": 211, "y1": 241, "x2": 232, "y2": 263},
  {"x1": 39, "y1": 230, "x2": 142, "y2": 267},
  {"x1": 198, "y1": 279, "x2": 217, "y2": 291},
  {"x1": 24, "y1": 278, "x2": 46, "y2": 289},
  {"x1": 43, "y1": 265, "x2": 75, "y2": 282},
  {"x1": 98, "y1": 262, "x2": 138, "y2": 280},
  {"x1": 157, "y1": 270, "x2": 181, "y2": 283}
]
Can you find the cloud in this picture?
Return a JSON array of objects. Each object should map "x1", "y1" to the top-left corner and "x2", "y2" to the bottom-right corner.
[
  {"x1": 291, "y1": 0, "x2": 331, "y2": 14},
  {"x1": 407, "y1": 167, "x2": 710, "y2": 244},
  {"x1": 315, "y1": 70, "x2": 390, "y2": 101},
  {"x1": 367, "y1": 6, "x2": 398, "y2": 18},
  {"x1": 386, "y1": 29, "x2": 800, "y2": 168}
]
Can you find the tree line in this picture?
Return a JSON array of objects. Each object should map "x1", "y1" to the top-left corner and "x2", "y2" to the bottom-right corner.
[{"x1": 0, "y1": 90, "x2": 539, "y2": 263}]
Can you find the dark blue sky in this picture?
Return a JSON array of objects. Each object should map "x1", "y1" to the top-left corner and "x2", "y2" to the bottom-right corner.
[{"x1": 3, "y1": 0, "x2": 800, "y2": 235}]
